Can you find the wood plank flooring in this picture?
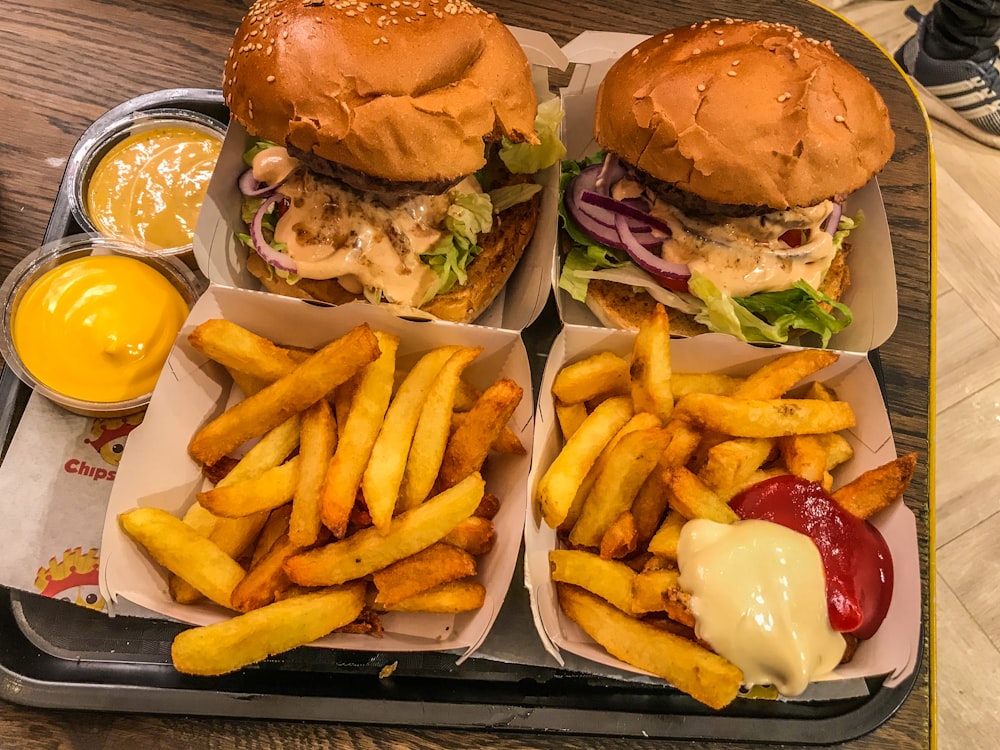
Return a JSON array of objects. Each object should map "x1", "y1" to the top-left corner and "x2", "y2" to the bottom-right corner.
[{"x1": 824, "y1": 1, "x2": 1000, "y2": 747}]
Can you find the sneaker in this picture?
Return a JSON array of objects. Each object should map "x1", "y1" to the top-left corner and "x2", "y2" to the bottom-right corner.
[{"x1": 894, "y1": 6, "x2": 1000, "y2": 148}]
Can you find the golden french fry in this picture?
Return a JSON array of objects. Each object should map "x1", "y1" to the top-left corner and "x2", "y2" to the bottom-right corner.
[
  {"x1": 331, "y1": 376, "x2": 357, "y2": 443},
  {"x1": 551, "y1": 351, "x2": 631, "y2": 405},
  {"x1": 286, "y1": 473, "x2": 485, "y2": 586},
  {"x1": 630, "y1": 566, "x2": 681, "y2": 615},
  {"x1": 189, "y1": 319, "x2": 301, "y2": 383},
  {"x1": 554, "y1": 400, "x2": 589, "y2": 441},
  {"x1": 119, "y1": 507, "x2": 245, "y2": 609},
  {"x1": 171, "y1": 583, "x2": 366, "y2": 676},
  {"x1": 832, "y1": 452, "x2": 917, "y2": 519},
  {"x1": 361, "y1": 345, "x2": 462, "y2": 531},
  {"x1": 549, "y1": 549, "x2": 636, "y2": 614},
  {"x1": 805, "y1": 380, "x2": 839, "y2": 402},
  {"x1": 231, "y1": 531, "x2": 302, "y2": 612},
  {"x1": 536, "y1": 396, "x2": 634, "y2": 529},
  {"x1": 600, "y1": 511, "x2": 638, "y2": 560},
  {"x1": 224, "y1": 366, "x2": 268, "y2": 399},
  {"x1": 716, "y1": 466, "x2": 792, "y2": 502},
  {"x1": 698, "y1": 437, "x2": 776, "y2": 493},
  {"x1": 664, "y1": 466, "x2": 739, "y2": 524},
  {"x1": 189, "y1": 324, "x2": 380, "y2": 466},
  {"x1": 646, "y1": 510, "x2": 686, "y2": 560},
  {"x1": 250, "y1": 504, "x2": 293, "y2": 568},
  {"x1": 674, "y1": 393, "x2": 856, "y2": 438},
  {"x1": 779, "y1": 434, "x2": 828, "y2": 483},
  {"x1": 438, "y1": 378, "x2": 524, "y2": 490},
  {"x1": 197, "y1": 457, "x2": 299, "y2": 518},
  {"x1": 660, "y1": 418, "x2": 703, "y2": 468},
  {"x1": 375, "y1": 579, "x2": 486, "y2": 613},
  {"x1": 631, "y1": 466, "x2": 671, "y2": 549},
  {"x1": 570, "y1": 427, "x2": 671, "y2": 549},
  {"x1": 671, "y1": 372, "x2": 743, "y2": 398},
  {"x1": 450, "y1": 412, "x2": 526, "y2": 455},
  {"x1": 371, "y1": 542, "x2": 476, "y2": 607},
  {"x1": 398, "y1": 347, "x2": 483, "y2": 511},
  {"x1": 290, "y1": 400, "x2": 337, "y2": 546},
  {"x1": 557, "y1": 584, "x2": 743, "y2": 710},
  {"x1": 441, "y1": 515, "x2": 495, "y2": 555},
  {"x1": 817, "y1": 432, "x2": 855, "y2": 469},
  {"x1": 732, "y1": 350, "x2": 840, "y2": 400},
  {"x1": 453, "y1": 378, "x2": 482, "y2": 412},
  {"x1": 630, "y1": 304, "x2": 673, "y2": 421},
  {"x1": 320, "y1": 331, "x2": 399, "y2": 537},
  {"x1": 474, "y1": 492, "x2": 501, "y2": 519}
]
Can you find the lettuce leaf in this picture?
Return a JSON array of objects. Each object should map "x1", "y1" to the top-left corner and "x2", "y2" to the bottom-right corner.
[
  {"x1": 499, "y1": 97, "x2": 567, "y2": 174},
  {"x1": 420, "y1": 191, "x2": 493, "y2": 298},
  {"x1": 242, "y1": 140, "x2": 281, "y2": 167},
  {"x1": 488, "y1": 182, "x2": 542, "y2": 213}
]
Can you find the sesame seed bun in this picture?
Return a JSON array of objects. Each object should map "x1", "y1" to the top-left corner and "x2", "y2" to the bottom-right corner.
[{"x1": 223, "y1": 0, "x2": 539, "y2": 184}]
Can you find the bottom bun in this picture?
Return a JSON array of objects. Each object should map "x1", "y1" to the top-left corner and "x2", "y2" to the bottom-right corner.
[{"x1": 247, "y1": 191, "x2": 541, "y2": 324}]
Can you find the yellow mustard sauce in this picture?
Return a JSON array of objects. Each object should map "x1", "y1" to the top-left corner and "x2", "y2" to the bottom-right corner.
[
  {"x1": 85, "y1": 124, "x2": 222, "y2": 251},
  {"x1": 12, "y1": 255, "x2": 189, "y2": 402}
]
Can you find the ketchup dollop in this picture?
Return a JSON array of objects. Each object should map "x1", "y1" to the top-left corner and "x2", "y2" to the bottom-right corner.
[{"x1": 729, "y1": 475, "x2": 893, "y2": 640}]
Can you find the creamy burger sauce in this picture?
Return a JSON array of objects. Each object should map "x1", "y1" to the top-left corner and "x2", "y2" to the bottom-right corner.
[
  {"x1": 677, "y1": 518, "x2": 846, "y2": 696},
  {"x1": 611, "y1": 178, "x2": 837, "y2": 298},
  {"x1": 252, "y1": 147, "x2": 478, "y2": 306}
]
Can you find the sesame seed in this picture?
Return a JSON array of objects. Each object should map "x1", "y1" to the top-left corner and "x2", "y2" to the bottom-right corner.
[
  {"x1": 793, "y1": 50, "x2": 800, "y2": 59},
  {"x1": 631, "y1": 48, "x2": 638, "y2": 56},
  {"x1": 697, "y1": 83, "x2": 706, "y2": 92},
  {"x1": 727, "y1": 70, "x2": 736, "y2": 76},
  {"x1": 835, "y1": 114, "x2": 846, "y2": 123},
  {"x1": 718, "y1": 39, "x2": 724, "y2": 46},
  {"x1": 732, "y1": 59, "x2": 740, "y2": 66},
  {"x1": 693, "y1": 48, "x2": 701, "y2": 54},
  {"x1": 267, "y1": 74, "x2": 276, "y2": 82}
]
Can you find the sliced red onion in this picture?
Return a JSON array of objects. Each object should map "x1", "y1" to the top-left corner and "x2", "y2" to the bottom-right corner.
[
  {"x1": 238, "y1": 168, "x2": 278, "y2": 197},
  {"x1": 569, "y1": 165, "x2": 649, "y2": 231},
  {"x1": 823, "y1": 203, "x2": 843, "y2": 235},
  {"x1": 614, "y1": 213, "x2": 690, "y2": 292},
  {"x1": 580, "y1": 190, "x2": 673, "y2": 236},
  {"x1": 595, "y1": 152, "x2": 626, "y2": 194},
  {"x1": 250, "y1": 193, "x2": 297, "y2": 273},
  {"x1": 564, "y1": 189, "x2": 662, "y2": 251}
]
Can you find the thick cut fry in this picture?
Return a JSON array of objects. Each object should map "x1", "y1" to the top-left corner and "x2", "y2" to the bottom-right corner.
[
  {"x1": 371, "y1": 542, "x2": 476, "y2": 607},
  {"x1": 630, "y1": 304, "x2": 673, "y2": 421},
  {"x1": 732, "y1": 350, "x2": 839, "y2": 400},
  {"x1": 438, "y1": 378, "x2": 524, "y2": 490},
  {"x1": 536, "y1": 396, "x2": 634, "y2": 529},
  {"x1": 474, "y1": 493, "x2": 501, "y2": 519},
  {"x1": 674, "y1": 393, "x2": 856, "y2": 438},
  {"x1": 664, "y1": 466, "x2": 739, "y2": 524},
  {"x1": 646, "y1": 510, "x2": 686, "y2": 560},
  {"x1": 442, "y1": 515, "x2": 495, "y2": 555},
  {"x1": 320, "y1": 331, "x2": 400, "y2": 536},
  {"x1": 716, "y1": 467, "x2": 792, "y2": 502},
  {"x1": 630, "y1": 567, "x2": 681, "y2": 615},
  {"x1": 189, "y1": 324, "x2": 380, "y2": 466},
  {"x1": 290, "y1": 400, "x2": 337, "y2": 546},
  {"x1": 119, "y1": 508, "x2": 245, "y2": 609},
  {"x1": 671, "y1": 372, "x2": 743, "y2": 398},
  {"x1": 189, "y1": 319, "x2": 301, "y2": 383},
  {"x1": 171, "y1": 583, "x2": 366, "y2": 676},
  {"x1": 551, "y1": 351, "x2": 630, "y2": 405},
  {"x1": 631, "y1": 467, "x2": 671, "y2": 548},
  {"x1": 450, "y1": 412, "x2": 526, "y2": 455},
  {"x1": 570, "y1": 428, "x2": 671, "y2": 549},
  {"x1": 554, "y1": 400, "x2": 589, "y2": 441},
  {"x1": 362, "y1": 345, "x2": 461, "y2": 531},
  {"x1": 660, "y1": 418, "x2": 702, "y2": 468},
  {"x1": 224, "y1": 367, "x2": 268, "y2": 399},
  {"x1": 805, "y1": 380, "x2": 838, "y2": 402},
  {"x1": 231, "y1": 532, "x2": 303, "y2": 612},
  {"x1": 197, "y1": 457, "x2": 300, "y2": 518},
  {"x1": 251, "y1": 505, "x2": 293, "y2": 567},
  {"x1": 398, "y1": 347, "x2": 483, "y2": 512},
  {"x1": 332, "y1": 376, "x2": 357, "y2": 443},
  {"x1": 557, "y1": 585, "x2": 743, "y2": 710},
  {"x1": 286, "y1": 473, "x2": 485, "y2": 586},
  {"x1": 832, "y1": 452, "x2": 917, "y2": 519},
  {"x1": 376, "y1": 580, "x2": 486, "y2": 613},
  {"x1": 600, "y1": 511, "x2": 638, "y2": 559},
  {"x1": 698, "y1": 437, "x2": 776, "y2": 493},
  {"x1": 549, "y1": 549, "x2": 636, "y2": 614},
  {"x1": 817, "y1": 432, "x2": 854, "y2": 469},
  {"x1": 779, "y1": 434, "x2": 828, "y2": 483}
]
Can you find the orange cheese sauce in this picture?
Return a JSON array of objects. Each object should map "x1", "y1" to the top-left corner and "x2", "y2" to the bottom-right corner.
[
  {"x1": 12, "y1": 255, "x2": 189, "y2": 402},
  {"x1": 85, "y1": 125, "x2": 222, "y2": 251}
]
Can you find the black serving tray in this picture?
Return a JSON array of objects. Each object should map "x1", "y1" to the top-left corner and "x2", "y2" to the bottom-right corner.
[{"x1": 0, "y1": 89, "x2": 919, "y2": 743}]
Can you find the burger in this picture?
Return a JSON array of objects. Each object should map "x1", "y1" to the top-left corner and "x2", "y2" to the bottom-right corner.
[
  {"x1": 221, "y1": 0, "x2": 564, "y2": 322},
  {"x1": 558, "y1": 19, "x2": 895, "y2": 344}
]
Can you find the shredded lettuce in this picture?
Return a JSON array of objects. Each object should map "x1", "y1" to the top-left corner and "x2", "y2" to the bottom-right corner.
[
  {"x1": 499, "y1": 97, "x2": 567, "y2": 174},
  {"x1": 488, "y1": 182, "x2": 542, "y2": 213},
  {"x1": 420, "y1": 191, "x2": 493, "y2": 299}
]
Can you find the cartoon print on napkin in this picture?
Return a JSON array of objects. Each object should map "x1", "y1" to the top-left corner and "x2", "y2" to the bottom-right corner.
[
  {"x1": 35, "y1": 546, "x2": 105, "y2": 612},
  {"x1": 69, "y1": 412, "x2": 145, "y2": 480}
]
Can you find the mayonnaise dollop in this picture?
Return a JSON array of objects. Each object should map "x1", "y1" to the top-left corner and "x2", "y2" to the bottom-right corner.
[{"x1": 677, "y1": 518, "x2": 846, "y2": 696}]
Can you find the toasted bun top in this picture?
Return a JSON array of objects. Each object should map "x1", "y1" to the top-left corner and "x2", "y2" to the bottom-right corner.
[
  {"x1": 594, "y1": 19, "x2": 895, "y2": 208},
  {"x1": 223, "y1": 0, "x2": 538, "y2": 184}
]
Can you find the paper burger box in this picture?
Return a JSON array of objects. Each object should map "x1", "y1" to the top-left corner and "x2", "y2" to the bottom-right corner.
[
  {"x1": 193, "y1": 27, "x2": 567, "y2": 333},
  {"x1": 524, "y1": 326, "x2": 921, "y2": 693},
  {"x1": 553, "y1": 31, "x2": 898, "y2": 353},
  {"x1": 99, "y1": 284, "x2": 533, "y2": 656}
]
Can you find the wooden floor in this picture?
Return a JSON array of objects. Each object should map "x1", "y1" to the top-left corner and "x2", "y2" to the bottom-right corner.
[{"x1": 822, "y1": 0, "x2": 1000, "y2": 747}]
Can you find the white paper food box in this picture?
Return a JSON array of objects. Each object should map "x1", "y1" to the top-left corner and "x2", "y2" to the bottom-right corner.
[
  {"x1": 99, "y1": 285, "x2": 534, "y2": 657},
  {"x1": 554, "y1": 31, "x2": 899, "y2": 353},
  {"x1": 524, "y1": 327, "x2": 921, "y2": 692},
  {"x1": 193, "y1": 28, "x2": 568, "y2": 332}
]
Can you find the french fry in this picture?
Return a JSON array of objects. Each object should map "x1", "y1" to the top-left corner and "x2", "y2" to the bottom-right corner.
[
  {"x1": 371, "y1": 542, "x2": 476, "y2": 607},
  {"x1": 197, "y1": 457, "x2": 300, "y2": 518},
  {"x1": 671, "y1": 372, "x2": 743, "y2": 398},
  {"x1": 361, "y1": 345, "x2": 461, "y2": 531},
  {"x1": 732, "y1": 350, "x2": 839, "y2": 400},
  {"x1": 189, "y1": 324, "x2": 380, "y2": 466},
  {"x1": 832, "y1": 452, "x2": 917, "y2": 519},
  {"x1": 549, "y1": 549, "x2": 636, "y2": 614},
  {"x1": 231, "y1": 532, "x2": 302, "y2": 612},
  {"x1": 441, "y1": 515, "x2": 495, "y2": 555},
  {"x1": 290, "y1": 400, "x2": 337, "y2": 546},
  {"x1": 631, "y1": 567, "x2": 682, "y2": 615},
  {"x1": 716, "y1": 466, "x2": 792, "y2": 502},
  {"x1": 320, "y1": 331, "x2": 400, "y2": 537},
  {"x1": 779, "y1": 434, "x2": 828, "y2": 484},
  {"x1": 171, "y1": 583, "x2": 367, "y2": 676},
  {"x1": 552, "y1": 351, "x2": 631, "y2": 405},
  {"x1": 536, "y1": 396, "x2": 634, "y2": 529},
  {"x1": 600, "y1": 511, "x2": 638, "y2": 560},
  {"x1": 630, "y1": 304, "x2": 673, "y2": 421},
  {"x1": 674, "y1": 393, "x2": 856, "y2": 438},
  {"x1": 250, "y1": 505, "x2": 293, "y2": 568},
  {"x1": 554, "y1": 400, "x2": 589, "y2": 441},
  {"x1": 474, "y1": 492, "x2": 501, "y2": 519},
  {"x1": 805, "y1": 380, "x2": 839, "y2": 402},
  {"x1": 664, "y1": 466, "x2": 739, "y2": 524},
  {"x1": 119, "y1": 507, "x2": 245, "y2": 609},
  {"x1": 285, "y1": 473, "x2": 485, "y2": 586},
  {"x1": 189, "y1": 319, "x2": 301, "y2": 383},
  {"x1": 569, "y1": 428, "x2": 671, "y2": 549},
  {"x1": 698, "y1": 437, "x2": 776, "y2": 494},
  {"x1": 631, "y1": 467, "x2": 671, "y2": 549},
  {"x1": 375, "y1": 580, "x2": 486, "y2": 613},
  {"x1": 398, "y1": 347, "x2": 483, "y2": 512},
  {"x1": 437, "y1": 378, "x2": 524, "y2": 490},
  {"x1": 818, "y1": 432, "x2": 855, "y2": 469},
  {"x1": 331, "y1": 376, "x2": 357, "y2": 443},
  {"x1": 450, "y1": 412, "x2": 526, "y2": 455},
  {"x1": 557, "y1": 585, "x2": 743, "y2": 710},
  {"x1": 646, "y1": 510, "x2": 686, "y2": 561}
]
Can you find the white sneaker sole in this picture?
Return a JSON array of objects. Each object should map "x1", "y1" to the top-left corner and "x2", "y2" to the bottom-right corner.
[{"x1": 911, "y1": 78, "x2": 1000, "y2": 149}]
